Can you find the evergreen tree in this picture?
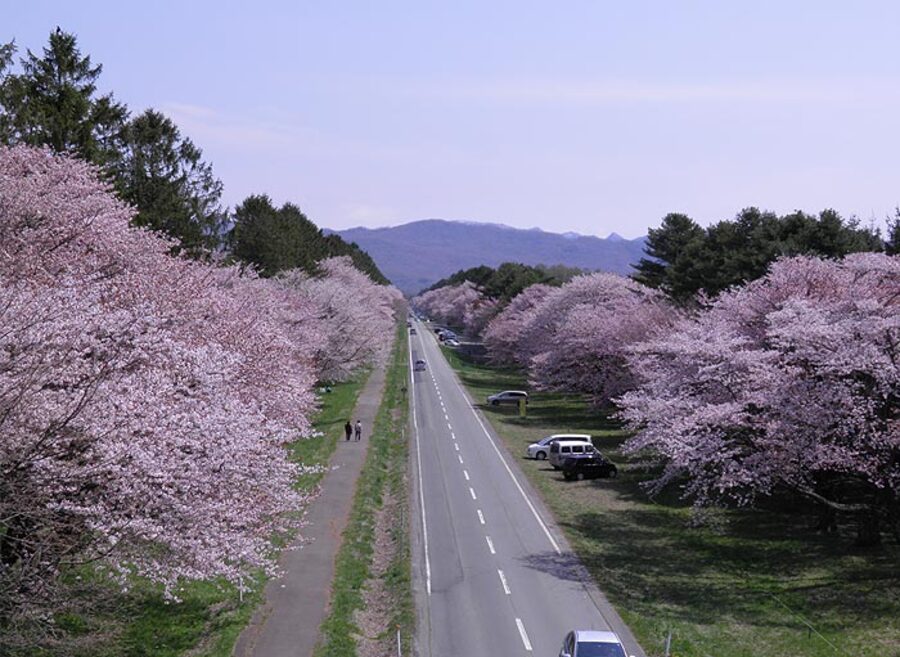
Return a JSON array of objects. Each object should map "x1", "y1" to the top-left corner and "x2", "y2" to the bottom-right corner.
[
  {"x1": 0, "y1": 29, "x2": 127, "y2": 166},
  {"x1": 228, "y1": 195, "x2": 388, "y2": 281},
  {"x1": 632, "y1": 213, "x2": 704, "y2": 297},
  {"x1": 116, "y1": 109, "x2": 226, "y2": 254}
]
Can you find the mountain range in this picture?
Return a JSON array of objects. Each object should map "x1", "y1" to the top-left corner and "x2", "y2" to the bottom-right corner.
[{"x1": 331, "y1": 219, "x2": 647, "y2": 294}]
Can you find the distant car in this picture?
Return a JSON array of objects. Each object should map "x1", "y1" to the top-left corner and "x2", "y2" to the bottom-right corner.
[
  {"x1": 559, "y1": 630, "x2": 629, "y2": 657},
  {"x1": 414, "y1": 359, "x2": 426, "y2": 371},
  {"x1": 410, "y1": 327, "x2": 417, "y2": 335},
  {"x1": 486, "y1": 390, "x2": 528, "y2": 406},
  {"x1": 561, "y1": 454, "x2": 618, "y2": 481},
  {"x1": 526, "y1": 434, "x2": 592, "y2": 460},
  {"x1": 406, "y1": 320, "x2": 412, "y2": 327},
  {"x1": 548, "y1": 440, "x2": 596, "y2": 469}
]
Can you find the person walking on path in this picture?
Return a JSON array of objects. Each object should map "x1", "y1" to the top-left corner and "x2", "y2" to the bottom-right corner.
[
  {"x1": 354, "y1": 420, "x2": 362, "y2": 441},
  {"x1": 344, "y1": 420, "x2": 353, "y2": 441}
]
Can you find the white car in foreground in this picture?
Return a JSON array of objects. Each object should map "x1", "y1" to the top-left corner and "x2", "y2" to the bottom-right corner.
[
  {"x1": 525, "y1": 433, "x2": 592, "y2": 460},
  {"x1": 559, "y1": 630, "x2": 630, "y2": 657}
]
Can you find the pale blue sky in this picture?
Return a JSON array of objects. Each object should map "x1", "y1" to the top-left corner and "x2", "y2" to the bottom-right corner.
[{"x1": 8, "y1": 1, "x2": 900, "y2": 238}]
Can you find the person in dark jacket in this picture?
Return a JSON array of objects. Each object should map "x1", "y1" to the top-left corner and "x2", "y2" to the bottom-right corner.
[{"x1": 344, "y1": 421, "x2": 353, "y2": 441}]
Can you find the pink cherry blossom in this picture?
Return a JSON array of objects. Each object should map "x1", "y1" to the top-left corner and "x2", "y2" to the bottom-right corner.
[
  {"x1": 619, "y1": 254, "x2": 900, "y2": 542},
  {"x1": 0, "y1": 146, "x2": 325, "y2": 627}
]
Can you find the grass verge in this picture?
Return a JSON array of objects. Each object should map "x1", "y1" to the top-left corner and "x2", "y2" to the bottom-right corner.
[
  {"x1": 43, "y1": 373, "x2": 369, "y2": 657},
  {"x1": 441, "y1": 346, "x2": 900, "y2": 657},
  {"x1": 315, "y1": 322, "x2": 413, "y2": 657}
]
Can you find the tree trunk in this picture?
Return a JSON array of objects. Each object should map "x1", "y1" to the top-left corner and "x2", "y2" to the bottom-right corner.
[
  {"x1": 815, "y1": 506, "x2": 838, "y2": 534},
  {"x1": 855, "y1": 509, "x2": 881, "y2": 547}
]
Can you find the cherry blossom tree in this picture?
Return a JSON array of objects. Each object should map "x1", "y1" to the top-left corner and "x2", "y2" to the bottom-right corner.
[
  {"x1": 0, "y1": 146, "x2": 322, "y2": 643},
  {"x1": 619, "y1": 254, "x2": 900, "y2": 545},
  {"x1": 482, "y1": 283, "x2": 554, "y2": 366},
  {"x1": 277, "y1": 256, "x2": 402, "y2": 381},
  {"x1": 505, "y1": 273, "x2": 676, "y2": 404},
  {"x1": 413, "y1": 281, "x2": 493, "y2": 336}
]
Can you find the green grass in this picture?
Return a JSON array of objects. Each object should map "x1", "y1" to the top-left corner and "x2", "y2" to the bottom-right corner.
[
  {"x1": 441, "y1": 346, "x2": 900, "y2": 657},
  {"x1": 315, "y1": 321, "x2": 413, "y2": 657},
  {"x1": 37, "y1": 373, "x2": 369, "y2": 657}
]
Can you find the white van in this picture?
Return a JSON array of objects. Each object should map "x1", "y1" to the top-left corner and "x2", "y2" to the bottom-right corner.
[{"x1": 548, "y1": 440, "x2": 596, "y2": 470}]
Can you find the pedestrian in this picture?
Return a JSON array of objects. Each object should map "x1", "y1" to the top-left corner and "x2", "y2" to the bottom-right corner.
[
  {"x1": 354, "y1": 420, "x2": 362, "y2": 441},
  {"x1": 344, "y1": 420, "x2": 353, "y2": 442}
]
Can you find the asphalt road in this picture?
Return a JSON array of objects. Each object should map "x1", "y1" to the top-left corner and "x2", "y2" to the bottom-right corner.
[{"x1": 408, "y1": 321, "x2": 646, "y2": 657}]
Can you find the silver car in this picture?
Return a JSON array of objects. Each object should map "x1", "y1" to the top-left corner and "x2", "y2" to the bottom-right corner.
[
  {"x1": 486, "y1": 390, "x2": 528, "y2": 406},
  {"x1": 559, "y1": 630, "x2": 629, "y2": 657},
  {"x1": 525, "y1": 434, "x2": 592, "y2": 460}
]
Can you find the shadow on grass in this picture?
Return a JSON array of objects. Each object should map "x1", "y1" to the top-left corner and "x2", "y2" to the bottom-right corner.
[{"x1": 561, "y1": 505, "x2": 900, "y2": 629}]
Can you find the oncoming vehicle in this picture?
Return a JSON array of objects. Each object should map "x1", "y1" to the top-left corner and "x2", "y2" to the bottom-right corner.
[
  {"x1": 526, "y1": 434, "x2": 592, "y2": 460},
  {"x1": 410, "y1": 327, "x2": 417, "y2": 335},
  {"x1": 559, "y1": 630, "x2": 629, "y2": 657},
  {"x1": 486, "y1": 390, "x2": 528, "y2": 406},
  {"x1": 414, "y1": 359, "x2": 426, "y2": 371},
  {"x1": 561, "y1": 453, "x2": 618, "y2": 480},
  {"x1": 548, "y1": 440, "x2": 596, "y2": 469}
]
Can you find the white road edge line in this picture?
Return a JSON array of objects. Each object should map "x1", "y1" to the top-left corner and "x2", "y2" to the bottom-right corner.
[
  {"x1": 498, "y1": 569, "x2": 511, "y2": 595},
  {"x1": 477, "y1": 509, "x2": 485, "y2": 524},
  {"x1": 515, "y1": 618, "x2": 533, "y2": 652},
  {"x1": 469, "y1": 487, "x2": 477, "y2": 500},
  {"x1": 454, "y1": 379, "x2": 562, "y2": 554},
  {"x1": 409, "y1": 333, "x2": 432, "y2": 596},
  {"x1": 485, "y1": 535, "x2": 495, "y2": 554}
]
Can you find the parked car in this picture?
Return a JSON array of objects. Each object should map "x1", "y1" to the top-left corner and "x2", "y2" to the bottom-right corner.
[
  {"x1": 548, "y1": 440, "x2": 596, "y2": 469},
  {"x1": 559, "y1": 630, "x2": 629, "y2": 657},
  {"x1": 526, "y1": 434, "x2": 592, "y2": 460},
  {"x1": 561, "y1": 453, "x2": 618, "y2": 480},
  {"x1": 486, "y1": 390, "x2": 528, "y2": 406},
  {"x1": 414, "y1": 359, "x2": 426, "y2": 371},
  {"x1": 444, "y1": 338, "x2": 460, "y2": 347}
]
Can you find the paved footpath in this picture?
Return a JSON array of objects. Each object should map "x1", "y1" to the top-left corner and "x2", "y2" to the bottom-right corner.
[{"x1": 233, "y1": 361, "x2": 388, "y2": 657}]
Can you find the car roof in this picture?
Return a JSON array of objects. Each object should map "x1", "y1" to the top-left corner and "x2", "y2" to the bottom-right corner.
[
  {"x1": 555, "y1": 440, "x2": 594, "y2": 447},
  {"x1": 574, "y1": 630, "x2": 621, "y2": 643},
  {"x1": 498, "y1": 390, "x2": 527, "y2": 395},
  {"x1": 549, "y1": 433, "x2": 591, "y2": 440}
]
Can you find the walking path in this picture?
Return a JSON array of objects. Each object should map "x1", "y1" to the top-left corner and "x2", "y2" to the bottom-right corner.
[{"x1": 233, "y1": 361, "x2": 388, "y2": 657}]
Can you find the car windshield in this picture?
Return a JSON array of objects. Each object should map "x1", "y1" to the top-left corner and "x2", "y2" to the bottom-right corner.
[{"x1": 576, "y1": 641, "x2": 626, "y2": 657}]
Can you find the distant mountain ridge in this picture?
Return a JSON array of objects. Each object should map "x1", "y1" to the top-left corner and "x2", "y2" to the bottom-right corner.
[{"x1": 331, "y1": 219, "x2": 647, "y2": 294}]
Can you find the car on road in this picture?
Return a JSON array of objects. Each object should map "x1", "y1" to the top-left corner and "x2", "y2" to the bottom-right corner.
[
  {"x1": 561, "y1": 453, "x2": 618, "y2": 480},
  {"x1": 558, "y1": 630, "x2": 629, "y2": 657},
  {"x1": 548, "y1": 440, "x2": 596, "y2": 469},
  {"x1": 410, "y1": 327, "x2": 417, "y2": 335},
  {"x1": 486, "y1": 390, "x2": 528, "y2": 406},
  {"x1": 414, "y1": 359, "x2": 426, "y2": 371},
  {"x1": 526, "y1": 433, "x2": 592, "y2": 460}
]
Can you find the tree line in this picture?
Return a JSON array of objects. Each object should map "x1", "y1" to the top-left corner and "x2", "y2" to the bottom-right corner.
[
  {"x1": 426, "y1": 262, "x2": 583, "y2": 301},
  {"x1": 633, "y1": 207, "x2": 898, "y2": 302},
  {"x1": 0, "y1": 28, "x2": 385, "y2": 282}
]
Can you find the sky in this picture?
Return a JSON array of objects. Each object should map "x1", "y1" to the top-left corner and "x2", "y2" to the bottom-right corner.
[{"x1": 7, "y1": 1, "x2": 900, "y2": 238}]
